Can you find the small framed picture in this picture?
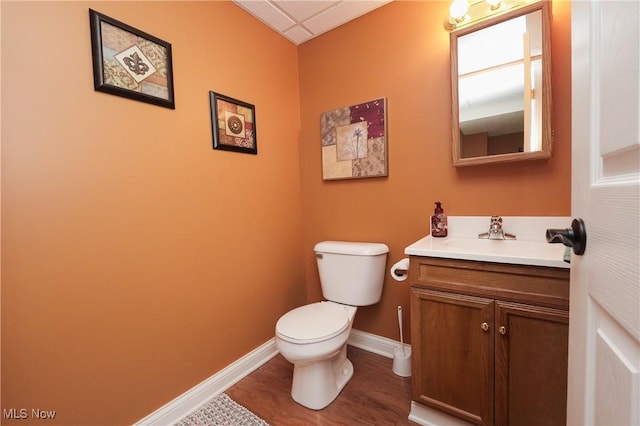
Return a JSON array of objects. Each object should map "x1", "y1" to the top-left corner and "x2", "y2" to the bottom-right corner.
[
  {"x1": 89, "y1": 9, "x2": 175, "y2": 109},
  {"x1": 209, "y1": 91, "x2": 257, "y2": 155}
]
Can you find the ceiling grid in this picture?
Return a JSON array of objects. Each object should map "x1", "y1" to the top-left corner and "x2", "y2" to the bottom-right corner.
[{"x1": 232, "y1": 0, "x2": 392, "y2": 45}]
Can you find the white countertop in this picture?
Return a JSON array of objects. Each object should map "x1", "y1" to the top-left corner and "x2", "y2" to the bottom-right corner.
[{"x1": 404, "y1": 216, "x2": 571, "y2": 269}]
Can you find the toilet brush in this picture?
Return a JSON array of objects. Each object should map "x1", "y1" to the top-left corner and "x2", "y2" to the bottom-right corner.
[
  {"x1": 392, "y1": 305, "x2": 411, "y2": 377},
  {"x1": 397, "y1": 305, "x2": 405, "y2": 356}
]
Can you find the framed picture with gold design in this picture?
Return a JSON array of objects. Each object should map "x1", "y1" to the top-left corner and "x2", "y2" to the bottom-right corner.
[
  {"x1": 89, "y1": 9, "x2": 175, "y2": 109},
  {"x1": 320, "y1": 98, "x2": 387, "y2": 180},
  {"x1": 209, "y1": 92, "x2": 257, "y2": 155}
]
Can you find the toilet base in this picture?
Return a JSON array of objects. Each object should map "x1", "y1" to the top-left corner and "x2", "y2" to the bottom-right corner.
[{"x1": 290, "y1": 344, "x2": 353, "y2": 410}]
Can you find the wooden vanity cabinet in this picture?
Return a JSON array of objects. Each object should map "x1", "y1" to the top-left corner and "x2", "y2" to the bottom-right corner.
[{"x1": 409, "y1": 256, "x2": 570, "y2": 426}]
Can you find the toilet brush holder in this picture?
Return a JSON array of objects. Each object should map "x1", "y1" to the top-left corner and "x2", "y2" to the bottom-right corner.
[{"x1": 392, "y1": 344, "x2": 412, "y2": 377}]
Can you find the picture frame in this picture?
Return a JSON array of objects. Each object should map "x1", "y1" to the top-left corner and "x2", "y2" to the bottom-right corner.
[
  {"x1": 209, "y1": 91, "x2": 257, "y2": 155},
  {"x1": 320, "y1": 97, "x2": 388, "y2": 180},
  {"x1": 89, "y1": 9, "x2": 175, "y2": 109}
]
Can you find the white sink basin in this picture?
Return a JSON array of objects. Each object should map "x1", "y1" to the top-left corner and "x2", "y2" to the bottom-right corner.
[{"x1": 405, "y1": 235, "x2": 569, "y2": 268}]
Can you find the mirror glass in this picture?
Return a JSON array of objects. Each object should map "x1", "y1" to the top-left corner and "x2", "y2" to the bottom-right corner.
[{"x1": 451, "y1": 2, "x2": 552, "y2": 166}]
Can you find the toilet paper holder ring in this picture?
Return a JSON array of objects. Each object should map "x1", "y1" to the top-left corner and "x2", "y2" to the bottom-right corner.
[
  {"x1": 390, "y1": 258, "x2": 410, "y2": 281},
  {"x1": 394, "y1": 268, "x2": 407, "y2": 277}
]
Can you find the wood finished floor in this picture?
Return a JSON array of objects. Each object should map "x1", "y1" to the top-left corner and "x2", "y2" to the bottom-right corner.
[{"x1": 225, "y1": 345, "x2": 415, "y2": 425}]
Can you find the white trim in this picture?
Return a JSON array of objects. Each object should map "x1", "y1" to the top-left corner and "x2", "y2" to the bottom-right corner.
[
  {"x1": 408, "y1": 401, "x2": 474, "y2": 426},
  {"x1": 134, "y1": 329, "x2": 408, "y2": 425},
  {"x1": 347, "y1": 328, "x2": 408, "y2": 359},
  {"x1": 134, "y1": 339, "x2": 278, "y2": 425}
]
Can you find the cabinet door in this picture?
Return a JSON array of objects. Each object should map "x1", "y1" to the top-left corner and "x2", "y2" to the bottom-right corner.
[
  {"x1": 411, "y1": 288, "x2": 494, "y2": 425},
  {"x1": 494, "y1": 302, "x2": 569, "y2": 426}
]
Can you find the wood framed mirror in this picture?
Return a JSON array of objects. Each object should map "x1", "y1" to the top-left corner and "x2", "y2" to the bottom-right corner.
[{"x1": 450, "y1": 1, "x2": 552, "y2": 167}]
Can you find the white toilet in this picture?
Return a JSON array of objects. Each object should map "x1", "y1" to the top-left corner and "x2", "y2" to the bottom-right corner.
[{"x1": 275, "y1": 241, "x2": 389, "y2": 410}]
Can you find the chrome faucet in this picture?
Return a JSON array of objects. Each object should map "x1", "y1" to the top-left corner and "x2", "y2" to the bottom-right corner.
[{"x1": 478, "y1": 216, "x2": 517, "y2": 240}]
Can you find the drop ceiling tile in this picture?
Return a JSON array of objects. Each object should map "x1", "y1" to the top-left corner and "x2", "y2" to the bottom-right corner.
[
  {"x1": 302, "y1": 0, "x2": 390, "y2": 34},
  {"x1": 233, "y1": 0, "x2": 295, "y2": 32},
  {"x1": 283, "y1": 25, "x2": 315, "y2": 44},
  {"x1": 276, "y1": 1, "x2": 340, "y2": 22},
  {"x1": 233, "y1": 0, "x2": 394, "y2": 45}
]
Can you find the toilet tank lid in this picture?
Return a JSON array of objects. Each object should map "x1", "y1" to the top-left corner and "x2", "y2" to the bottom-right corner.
[{"x1": 314, "y1": 241, "x2": 389, "y2": 256}]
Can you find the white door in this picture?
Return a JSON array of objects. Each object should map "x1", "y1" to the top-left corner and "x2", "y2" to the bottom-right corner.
[{"x1": 568, "y1": 1, "x2": 640, "y2": 425}]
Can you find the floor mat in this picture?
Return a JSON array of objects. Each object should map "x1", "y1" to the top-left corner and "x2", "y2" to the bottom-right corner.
[{"x1": 175, "y1": 393, "x2": 269, "y2": 426}]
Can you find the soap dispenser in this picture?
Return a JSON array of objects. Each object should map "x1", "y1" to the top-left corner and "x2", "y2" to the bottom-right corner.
[{"x1": 431, "y1": 202, "x2": 448, "y2": 237}]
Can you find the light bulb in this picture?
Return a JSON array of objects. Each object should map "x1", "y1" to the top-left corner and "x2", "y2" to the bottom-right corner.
[{"x1": 449, "y1": 0, "x2": 469, "y2": 21}]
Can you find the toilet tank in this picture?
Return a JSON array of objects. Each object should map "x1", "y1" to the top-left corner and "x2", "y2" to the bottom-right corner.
[{"x1": 314, "y1": 241, "x2": 389, "y2": 306}]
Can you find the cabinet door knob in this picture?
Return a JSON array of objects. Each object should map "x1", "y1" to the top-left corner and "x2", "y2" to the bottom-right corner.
[
  {"x1": 481, "y1": 322, "x2": 490, "y2": 332},
  {"x1": 499, "y1": 326, "x2": 507, "y2": 335}
]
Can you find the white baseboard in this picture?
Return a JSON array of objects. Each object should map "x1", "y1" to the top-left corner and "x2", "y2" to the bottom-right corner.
[
  {"x1": 408, "y1": 401, "x2": 474, "y2": 426},
  {"x1": 134, "y1": 329, "x2": 408, "y2": 425},
  {"x1": 348, "y1": 328, "x2": 407, "y2": 359},
  {"x1": 134, "y1": 339, "x2": 278, "y2": 425}
]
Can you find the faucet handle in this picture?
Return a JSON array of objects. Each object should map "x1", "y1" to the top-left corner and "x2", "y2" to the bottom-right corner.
[
  {"x1": 478, "y1": 216, "x2": 516, "y2": 240},
  {"x1": 490, "y1": 216, "x2": 503, "y2": 229}
]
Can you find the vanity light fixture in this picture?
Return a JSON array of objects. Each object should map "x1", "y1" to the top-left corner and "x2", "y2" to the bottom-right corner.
[
  {"x1": 449, "y1": 0, "x2": 470, "y2": 23},
  {"x1": 444, "y1": 0, "x2": 530, "y2": 31},
  {"x1": 485, "y1": 0, "x2": 503, "y2": 10}
]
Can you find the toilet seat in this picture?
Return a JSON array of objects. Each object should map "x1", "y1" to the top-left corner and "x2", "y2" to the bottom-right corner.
[{"x1": 276, "y1": 302, "x2": 350, "y2": 344}]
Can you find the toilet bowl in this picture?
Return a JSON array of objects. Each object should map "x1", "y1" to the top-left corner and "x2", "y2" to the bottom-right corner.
[
  {"x1": 275, "y1": 301, "x2": 357, "y2": 410},
  {"x1": 274, "y1": 241, "x2": 388, "y2": 410}
]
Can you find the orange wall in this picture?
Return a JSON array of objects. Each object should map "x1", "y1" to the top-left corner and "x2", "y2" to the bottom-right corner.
[
  {"x1": 298, "y1": 0, "x2": 571, "y2": 340},
  {"x1": 1, "y1": 1, "x2": 572, "y2": 424},
  {"x1": 1, "y1": 2, "x2": 304, "y2": 425}
]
